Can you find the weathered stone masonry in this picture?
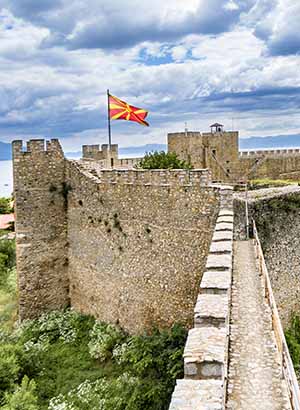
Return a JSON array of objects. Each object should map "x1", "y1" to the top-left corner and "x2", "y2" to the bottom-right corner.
[
  {"x1": 234, "y1": 187, "x2": 300, "y2": 328},
  {"x1": 13, "y1": 139, "x2": 224, "y2": 334},
  {"x1": 13, "y1": 139, "x2": 69, "y2": 319}
]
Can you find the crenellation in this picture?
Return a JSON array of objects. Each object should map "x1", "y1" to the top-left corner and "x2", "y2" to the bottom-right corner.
[{"x1": 76, "y1": 164, "x2": 212, "y2": 187}]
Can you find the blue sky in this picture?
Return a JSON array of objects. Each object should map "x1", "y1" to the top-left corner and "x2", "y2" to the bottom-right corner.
[{"x1": 0, "y1": 0, "x2": 300, "y2": 151}]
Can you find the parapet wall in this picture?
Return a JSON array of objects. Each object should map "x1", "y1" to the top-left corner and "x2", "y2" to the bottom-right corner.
[
  {"x1": 65, "y1": 160, "x2": 220, "y2": 333},
  {"x1": 77, "y1": 161, "x2": 212, "y2": 186},
  {"x1": 13, "y1": 139, "x2": 69, "y2": 319},
  {"x1": 169, "y1": 186, "x2": 233, "y2": 409},
  {"x1": 240, "y1": 148, "x2": 300, "y2": 157}
]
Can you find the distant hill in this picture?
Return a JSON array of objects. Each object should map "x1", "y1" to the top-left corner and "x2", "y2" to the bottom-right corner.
[
  {"x1": 1, "y1": 135, "x2": 300, "y2": 160},
  {"x1": 239, "y1": 134, "x2": 300, "y2": 150},
  {"x1": 0, "y1": 142, "x2": 12, "y2": 160}
]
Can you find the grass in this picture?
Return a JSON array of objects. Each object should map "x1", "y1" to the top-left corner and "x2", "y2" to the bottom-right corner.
[
  {"x1": 0, "y1": 288, "x2": 18, "y2": 332},
  {"x1": 249, "y1": 178, "x2": 299, "y2": 190}
]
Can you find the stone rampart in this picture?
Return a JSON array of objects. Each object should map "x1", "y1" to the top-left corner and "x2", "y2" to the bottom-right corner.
[
  {"x1": 76, "y1": 161, "x2": 212, "y2": 186},
  {"x1": 169, "y1": 186, "x2": 233, "y2": 410},
  {"x1": 12, "y1": 139, "x2": 69, "y2": 319},
  {"x1": 65, "y1": 160, "x2": 220, "y2": 333},
  {"x1": 240, "y1": 148, "x2": 300, "y2": 157}
]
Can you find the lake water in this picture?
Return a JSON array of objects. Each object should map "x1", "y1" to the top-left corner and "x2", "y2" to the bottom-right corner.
[{"x1": 0, "y1": 160, "x2": 13, "y2": 198}]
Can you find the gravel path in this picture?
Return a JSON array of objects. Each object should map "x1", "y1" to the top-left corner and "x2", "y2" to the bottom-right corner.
[{"x1": 226, "y1": 240, "x2": 291, "y2": 410}]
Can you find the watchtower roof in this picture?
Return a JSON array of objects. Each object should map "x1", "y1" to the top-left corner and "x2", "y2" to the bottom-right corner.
[{"x1": 210, "y1": 123, "x2": 223, "y2": 127}]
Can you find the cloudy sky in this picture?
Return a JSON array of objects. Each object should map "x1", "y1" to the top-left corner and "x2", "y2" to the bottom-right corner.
[{"x1": 0, "y1": 0, "x2": 300, "y2": 151}]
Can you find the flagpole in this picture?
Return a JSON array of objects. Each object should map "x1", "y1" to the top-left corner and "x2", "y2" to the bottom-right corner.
[{"x1": 107, "y1": 89, "x2": 112, "y2": 150}]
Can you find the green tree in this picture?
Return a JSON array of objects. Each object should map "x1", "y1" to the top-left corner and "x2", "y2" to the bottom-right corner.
[
  {"x1": 137, "y1": 151, "x2": 192, "y2": 170},
  {"x1": 0, "y1": 198, "x2": 11, "y2": 215}
]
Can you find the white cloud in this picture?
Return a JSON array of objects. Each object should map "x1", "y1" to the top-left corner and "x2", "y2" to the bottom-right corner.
[{"x1": 0, "y1": 0, "x2": 299, "y2": 149}]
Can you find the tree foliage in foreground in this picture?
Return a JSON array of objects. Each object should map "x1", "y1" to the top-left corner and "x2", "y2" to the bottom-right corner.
[
  {"x1": 137, "y1": 151, "x2": 192, "y2": 170},
  {"x1": 0, "y1": 307, "x2": 186, "y2": 410},
  {"x1": 0, "y1": 198, "x2": 12, "y2": 215}
]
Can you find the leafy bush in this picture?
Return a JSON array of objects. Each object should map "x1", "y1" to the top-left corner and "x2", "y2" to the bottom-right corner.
[
  {"x1": 113, "y1": 325, "x2": 186, "y2": 381},
  {"x1": 137, "y1": 151, "x2": 192, "y2": 170},
  {"x1": 2, "y1": 376, "x2": 39, "y2": 410},
  {"x1": 0, "y1": 240, "x2": 16, "y2": 294},
  {"x1": 0, "y1": 240, "x2": 15, "y2": 272},
  {"x1": 88, "y1": 322, "x2": 126, "y2": 361},
  {"x1": 0, "y1": 294, "x2": 186, "y2": 410},
  {"x1": 18, "y1": 309, "x2": 94, "y2": 351},
  {"x1": 285, "y1": 315, "x2": 300, "y2": 373},
  {"x1": 0, "y1": 198, "x2": 11, "y2": 215},
  {"x1": 0, "y1": 344, "x2": 20, "y2": 402}
]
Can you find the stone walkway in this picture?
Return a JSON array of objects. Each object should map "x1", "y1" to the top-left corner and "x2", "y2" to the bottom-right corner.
[{"x1": 226, "y1": 240, "x2": 291, "y2": 410}]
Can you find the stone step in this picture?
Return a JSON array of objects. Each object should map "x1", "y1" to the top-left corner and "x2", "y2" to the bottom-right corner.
[
  {"x1": 215, "y1": 222, "x2": 233, "y2": 232},
  {"x1": 194, "y1": 294, "x2": 228, "y2": 328},
  {"x1": 200, "y1": 270, "x2": 231, "y2": 295},
  {"x1": 206, "y1": 253, "x2": 232, "y2": 271},
  {"x1": 168, "y1": 379, "x2": 223, "y2": 410},
  {"x1": 212, "y1": 230, "x2": 233, "y2": 242},
  {"x1": 184, "y1": 327, "x2": 226, "y2": 380},
  {"x1": 209, "y1": 241, "x2": 232, "y2": 254}
]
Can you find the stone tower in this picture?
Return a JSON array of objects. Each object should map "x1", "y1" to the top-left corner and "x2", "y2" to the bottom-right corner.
[
  {"x1": 12, "y1": 139, "x2": 69, "y2": 319},
  {"x1": 168, "y1": 124, "x2": 239, "y2": 181}
]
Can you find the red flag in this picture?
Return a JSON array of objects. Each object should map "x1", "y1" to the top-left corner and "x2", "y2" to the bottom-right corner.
[{"x1": 109, "y1": 93, "x2": 149, "y2": 127}]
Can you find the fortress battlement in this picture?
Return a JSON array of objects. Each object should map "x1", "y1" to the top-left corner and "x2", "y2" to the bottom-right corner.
[
  {"x1": 239, "y1": 148, "x2": 300, "y2": 157},
  {"x1": 12, "y1": 139, "x2": 64, "y2": 159},
  {"x1": 76, "y1": 160, "x2": 212, "y2": 186}
]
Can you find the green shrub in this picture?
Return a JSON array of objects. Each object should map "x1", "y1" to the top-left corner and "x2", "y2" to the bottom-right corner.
[
  {"x1": 18, "y1": 309, "x2": 93, "y2": 349},
  {"x1": 0, "y1": 344, "x2": 20, "y2": 402},
  {"x1": 285, "y1": 315, "x2": 300, "y2": 372},
  {"x1": 2, "y1": 376, "x2": 38, "y2": 410},
  {"x1": 0, "y1": 240, "x2": 15, "y2": 272},
  {"x1": 0, "y1": 198, "x2": 11, "y2": 215},
  {"x1": 113, "y1": 324, "x2": 186, "y2": 380},
  {"x1": 49, "y1": 374, "x2": 172, "y2": 410},
  {"x1": 0, "y1": 303, "x2": 186, "y2": 410},
  {"x1": 88, "y1": 322, "x2": 126, "y2": 361},
  {"x1": 137, "y1": 151, "x2": 192, "y2": 170}
]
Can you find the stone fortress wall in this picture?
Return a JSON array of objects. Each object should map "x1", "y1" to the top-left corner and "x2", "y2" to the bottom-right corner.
[
  {"x1": 13, "y1": 138, "x2": 227, "y2": 333},
  {"x1": 168, "y1": 128, "x2": 300, "y2": 182},
  {"x1": 81, "y1": 126, "x2": 300, "y2": 182},
  {"x1": 234, "y1": 187, "x2": 300, "y2": 328}
]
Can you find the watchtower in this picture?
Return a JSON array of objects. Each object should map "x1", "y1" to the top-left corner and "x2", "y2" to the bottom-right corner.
[
  {"x1": 167, "y1": 123, "x2": 239, "y2": 182},
  {"x1": 210, "y1": 123, "x2": 224, "y2": 133}
]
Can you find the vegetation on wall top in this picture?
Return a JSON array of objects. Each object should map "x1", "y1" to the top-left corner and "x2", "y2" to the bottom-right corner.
[{"x1": 137, "y1": 151, "x2": 192, "y2": 170}]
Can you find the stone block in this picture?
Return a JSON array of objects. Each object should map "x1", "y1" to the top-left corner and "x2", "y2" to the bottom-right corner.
[
  {"x1": 217, "y1": 215, "x2": 234, "y2": 224},
  {"x1": 200, "y1": 270, "x2": 231, "y2": 294},
  {"x1": 215, "y1": 222, "x2": 233, "y2": 232},
  {"x1": 209, "y1": 241, "x2": 232, "y2": 254},
  {"x1": 218, "y1": 209, "x2": 234, "y2": 217},
  {"x1": 206, "y1": 253, "x2": 232, "y2": 270},
  {"x1": 168, "y1": 379, "x2": 223, "y2": 410},
  {"x1": 194, "y1": 294, "x2": 228, "y2": 327},
  {"x1": 212, "y1": 230, "x2": 233, "y2": 242},
  {"x1": 184, "y1": 327, "x2": 226, "y2": 380}
]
